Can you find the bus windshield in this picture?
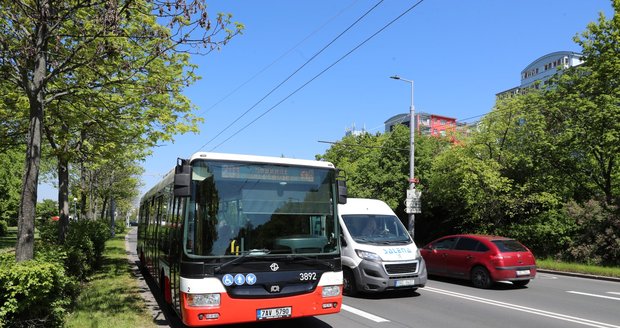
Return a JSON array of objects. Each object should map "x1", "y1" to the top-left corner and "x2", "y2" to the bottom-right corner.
[{"x1": 184, "y1": 160, "x2": 338, "y2": 258}]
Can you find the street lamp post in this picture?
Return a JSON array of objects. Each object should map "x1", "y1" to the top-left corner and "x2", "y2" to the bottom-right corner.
[{"x1": 390, "y1": 75, "x2": 421, "y2": 239}]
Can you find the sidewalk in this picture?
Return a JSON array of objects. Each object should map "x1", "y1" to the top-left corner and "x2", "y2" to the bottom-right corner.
[{"x1": 124, "y1": 227, "x2": 172, "y2": 327}]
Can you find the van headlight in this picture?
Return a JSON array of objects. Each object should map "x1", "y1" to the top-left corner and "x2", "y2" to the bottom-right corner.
[
  {"x1": 322, "y1": 285, "x2": 341, "y2": 297},
  {"x1": 355, "y1": 249, "x2": 381, "y2": 262},
  {"x1": 186, "y1": 293, "x2": 220, "y2": 307}
]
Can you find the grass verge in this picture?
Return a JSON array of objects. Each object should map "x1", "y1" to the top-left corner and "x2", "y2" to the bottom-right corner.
[
  {"x1": 64, "y1": 233, "x2": 157, "y2": 328},
  {"x1": 537, "y1": 258, "x2": 620, "y2": 278}
]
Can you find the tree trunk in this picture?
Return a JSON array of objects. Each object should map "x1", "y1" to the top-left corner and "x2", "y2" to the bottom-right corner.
[
  {"x1": 16, "y1": 2, "x2": 48, "y2": 262},
  {"x1": 57, "y1": 156, "x2": 70, "y2": 242},
  {"x1": 100, "y1": 196, "x2": 108, "y2": 221},
  {"x1": 16, "y1": 100, "x2": 43, "y2": 262}
]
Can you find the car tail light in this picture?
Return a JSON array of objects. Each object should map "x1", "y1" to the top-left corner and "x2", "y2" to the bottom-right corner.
[{"x1": 490, "y1": 254, "x2": 507, "y2": 266}]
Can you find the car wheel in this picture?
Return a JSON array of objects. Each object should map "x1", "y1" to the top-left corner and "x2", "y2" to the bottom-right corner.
[
  {"x1": 343, "y1": 269, "x2": 358, "y2": 297},
  {"x1": 471, "y1": 266, "x2": 493, "y2": 289},
  {"x1": 512, "y1": 280, "x2": 530, "y2": 287}
]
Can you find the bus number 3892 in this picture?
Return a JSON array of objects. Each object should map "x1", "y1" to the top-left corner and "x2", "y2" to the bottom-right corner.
[{"x1": 299, "y1": 272, "x2": 317, "y2": 281}]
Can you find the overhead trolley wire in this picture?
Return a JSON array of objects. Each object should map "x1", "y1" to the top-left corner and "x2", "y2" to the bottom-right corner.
[
  {"x1": 195, "y1": 0, "x2": 386, "y2": 153},
  {"x1": 207, "y1": 0, "x2": 427, "y2": 152},
  {"x1": 198, "y1": 0, "x2": 361, "y2": 117}
]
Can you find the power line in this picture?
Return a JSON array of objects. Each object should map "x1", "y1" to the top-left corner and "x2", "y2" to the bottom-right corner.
[
  {"x1": 197, "y1": 0, "x2": 361, "y2": 117},
  {"x1": 319, "y1": 140, "x2": 408, "y2": 152},
  {"x1": 208, "y1": 0, "x2": 427, "y2": 151},
  {"x1": 195, "y1": 0, "x2": 386, "y2": 153}
]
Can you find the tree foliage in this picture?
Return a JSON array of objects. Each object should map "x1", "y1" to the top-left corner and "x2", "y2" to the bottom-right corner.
[
  {"x1": 545, "y1": 0, "x2": 620, "y2": 205},
  {"x1": 0, "y1": 0, "x2": 243, "y2": 261},
  {"x1": 0, "y1": 148, "x2": 23, "y2": 226},
  {"x1": 318, "y1": 125, "x2": 453, "y2": 243}
]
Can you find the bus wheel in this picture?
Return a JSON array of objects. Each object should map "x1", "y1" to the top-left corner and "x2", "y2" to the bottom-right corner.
[{"x1": 343, "y1": 269, "x2": 358, "y2": 297}]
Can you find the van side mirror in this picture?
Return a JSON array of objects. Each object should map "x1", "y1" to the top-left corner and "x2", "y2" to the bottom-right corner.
[
  {"x1": 173, "y1": 158, "x2": 192, "y2": 197},
  {"x1": 340, "y1": 233, "x2": 347, "y2": 247},
  {"x1": 336, "y1": 169, "x2": 347, "y2": 204}
]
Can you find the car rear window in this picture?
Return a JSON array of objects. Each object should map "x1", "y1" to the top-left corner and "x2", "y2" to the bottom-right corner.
[{"x1": 492, "y1": 239, "x2": 527, "y2": 252}]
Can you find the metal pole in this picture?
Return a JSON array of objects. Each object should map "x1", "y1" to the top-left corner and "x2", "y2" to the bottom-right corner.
[
  {"x1": 390, "y1": 75, "x2": 417, "y2": 240},
  {"x1": 408, "y1": 80, "x2": 415, "y2": 240}
]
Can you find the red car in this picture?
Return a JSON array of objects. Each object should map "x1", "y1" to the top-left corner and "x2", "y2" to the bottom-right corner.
[{"x1": 420, "y1": 234, "x2": 536, "y2": 288}]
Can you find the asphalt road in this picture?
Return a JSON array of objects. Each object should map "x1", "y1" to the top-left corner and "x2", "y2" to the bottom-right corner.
[{"x1": 125, "y1": 228, "x2": 620, "y2": 328}]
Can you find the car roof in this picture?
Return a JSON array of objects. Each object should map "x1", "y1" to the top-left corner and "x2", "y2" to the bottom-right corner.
[{"x1": 439, "y1": 234, "x2": 514, "y2": 241}]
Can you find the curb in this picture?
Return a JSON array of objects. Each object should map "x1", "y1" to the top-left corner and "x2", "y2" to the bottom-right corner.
[{"x1": 537, "y1": 269, "x2": 620, "y2": 283}]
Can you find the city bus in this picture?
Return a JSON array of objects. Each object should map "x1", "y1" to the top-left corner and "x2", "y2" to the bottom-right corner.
[{"x1": 137, "y1": 152, "x2": 347, "y2": 326}]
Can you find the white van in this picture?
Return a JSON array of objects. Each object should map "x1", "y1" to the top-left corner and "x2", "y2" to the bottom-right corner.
[{"x1": 339, "y1": 198, "x2": 427, "y2": 295}]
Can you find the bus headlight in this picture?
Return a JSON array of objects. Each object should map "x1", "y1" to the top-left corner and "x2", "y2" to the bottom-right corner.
[
  {"x1": 186, "y1": 293, "x2": 220, "y2": 307},
  {"x1": 322, "y1": 285, "x2": 341, "y2": 297}
]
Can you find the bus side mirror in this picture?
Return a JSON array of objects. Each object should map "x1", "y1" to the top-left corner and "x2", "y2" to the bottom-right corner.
[
  {"x1": 174, "y1": 158, "x2": 192, "y2": 197},
  {"x1": 336, "y1": 169, "x2": 347, "y2": 204}
]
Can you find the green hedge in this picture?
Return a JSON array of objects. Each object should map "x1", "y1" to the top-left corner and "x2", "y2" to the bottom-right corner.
[
  {"x1": 0, "y1": 221, "x2": 7, "y2": 238},
  {"x1": 0, "y1": 253, "x2": 78, "y2": 328},
  {"x1": 38, "y1": 219, "x2": 111, "y2": 280}
]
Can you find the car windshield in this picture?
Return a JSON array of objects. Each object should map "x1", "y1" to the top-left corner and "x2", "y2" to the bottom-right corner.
[
  {"x1": 492, "y1": 239, "x2": 527, "y2": 252},
  {"x1": 342, "y1": 214, "x2": 411, "y2": 244}
]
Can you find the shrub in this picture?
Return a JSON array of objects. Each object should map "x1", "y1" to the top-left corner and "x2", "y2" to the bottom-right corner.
[
  {"x1": 113, "y1": 222, "x2": 126, "y2": 236},
  {"x1": 0, "y1": 220, "x2": 7, "y2": 238},
  {"x1": 0, "y1": 257, "x2": 78, "y2": 328},
  {"x1": 500, "y1": 209, "x2": 576, "y2": 258},
  {"x1": 563, "y1": 199, "x2": 620, "y2": 266},
  {"x1": 36, "y1": 219, "x2": 111, "y2": 280}
]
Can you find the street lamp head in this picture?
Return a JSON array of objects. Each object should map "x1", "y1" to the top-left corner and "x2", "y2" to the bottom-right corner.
[{"x1": 390, "y1": 75, "x2": 401, "y2": 80}]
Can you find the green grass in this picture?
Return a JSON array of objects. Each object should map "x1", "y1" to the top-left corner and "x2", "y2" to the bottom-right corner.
[
  {"x1": 64, "y1": 234, "x2": 157, "y2": 328},
  {"x1": 537, "y1": 258, "x2": 620, "y2": 278}
]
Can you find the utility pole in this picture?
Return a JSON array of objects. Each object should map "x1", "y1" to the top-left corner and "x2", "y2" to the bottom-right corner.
[{"x1": 390, "y1": 75, "x2": 422, "y2": 239}]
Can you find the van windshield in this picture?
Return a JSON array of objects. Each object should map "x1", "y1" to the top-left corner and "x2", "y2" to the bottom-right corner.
[{"x1": 342, "y1": 215, "x2": 411, "y2": 244}]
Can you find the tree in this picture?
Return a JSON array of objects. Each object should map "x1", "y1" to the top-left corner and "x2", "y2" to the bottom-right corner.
[
  {"x1": 545, "y1": 0, "x2": 620, "y2": 205},
  {"x1": 0, "y1": 0, "x2": 243, "y2": 261},
  {"x1": 0, "y1": 148, "x2": 24, "y2": 226},
  {"x1": 36, "y1": 199, "x2": 58, "y2": 220},
  {"x1": 318, "y1": 125, "x2": 452, "y2": 242}
]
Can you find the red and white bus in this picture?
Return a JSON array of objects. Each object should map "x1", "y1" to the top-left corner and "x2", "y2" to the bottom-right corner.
[{"x1": 137, "y1": 152, "x2": 347, "y2": 326}]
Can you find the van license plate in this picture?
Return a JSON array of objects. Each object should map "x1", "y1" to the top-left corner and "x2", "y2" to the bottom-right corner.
[
  {"x1": 395, "y1": 279, "x2": 416, "y2": 287},
  {"x1": 257, "y1": 307, "x2": 292, "y2": 320},
  {"x1": 516, "y1": 270, "x2": 530, "y2": 276}
]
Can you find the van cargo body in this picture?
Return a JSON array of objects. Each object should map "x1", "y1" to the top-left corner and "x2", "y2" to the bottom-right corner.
[{"x1": 339, "y1": 198, "x2": 427, "y2": 295}]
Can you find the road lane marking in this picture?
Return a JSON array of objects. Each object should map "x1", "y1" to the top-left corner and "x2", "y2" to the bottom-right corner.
[
  {"x1": 567, "y1": 291, "x2": 620, "y2": 301},
  {"x1": 426, "y1": 287, "x2": 620, "y2": 328},
  {"x1": 341, "y1": 304, "x2": 390, "y2": 323},
  {"x1": 608, "y1": 292, "x2": 620, "y2": 296}
]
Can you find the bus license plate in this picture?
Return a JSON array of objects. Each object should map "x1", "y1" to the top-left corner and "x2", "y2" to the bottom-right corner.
[
  {"x1": 516, "y1": 269, "x2": 530, "y2": 276},
  {"x1": 257, "y1": 307, "x2": 292, "y2": 320},
  {"x1": 395, "y1": 279, "x2": 416, "y2": 287}
]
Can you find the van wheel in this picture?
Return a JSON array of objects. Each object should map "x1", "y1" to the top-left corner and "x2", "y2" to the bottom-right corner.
[
  {"x1": 471, "y1": 266, "x2": 493, "y2": 289},
  {"x1": 343, "y1": 269, "x2": 358, "y2": 297}
]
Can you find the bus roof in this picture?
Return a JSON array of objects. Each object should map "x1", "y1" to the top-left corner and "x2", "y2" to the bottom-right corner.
[{"x1": 188, "y1": 152, "x2": 336, "y2": 169}]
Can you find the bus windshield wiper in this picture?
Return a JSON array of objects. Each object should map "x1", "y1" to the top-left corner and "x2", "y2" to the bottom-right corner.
[
  {"x1": 284, "y1": 255, "x2": 334, "y2": 270},
  {"x1": 214, "y1": 249, "x2": 271, "y2": 273}
]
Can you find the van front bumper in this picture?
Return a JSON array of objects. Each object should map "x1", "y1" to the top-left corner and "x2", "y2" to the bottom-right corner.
[{"x1": 353, "y1": 258, "x2": 427, "y2": 293}]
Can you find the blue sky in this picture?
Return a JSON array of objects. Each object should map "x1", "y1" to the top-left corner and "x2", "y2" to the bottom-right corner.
[{"x1": 38, "y1": 0, "x2": 614, "y2": 201}]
